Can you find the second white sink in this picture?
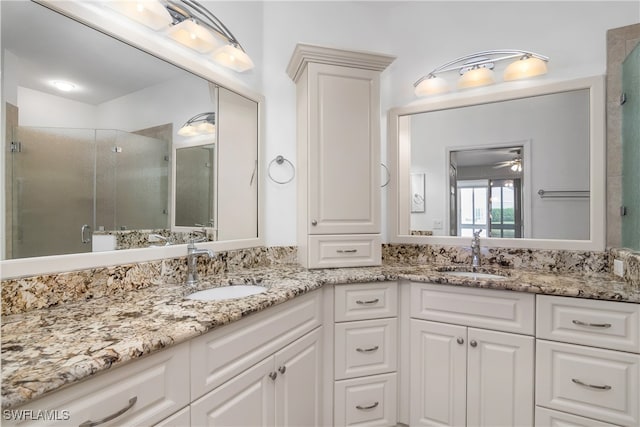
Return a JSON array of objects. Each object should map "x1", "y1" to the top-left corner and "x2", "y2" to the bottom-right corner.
[
  {"x1": 443, "y1": 271, "x2": 508, "y2": 280},
  {"x1": 186, "y1": 285, "x2": 267, "y2": 301}
]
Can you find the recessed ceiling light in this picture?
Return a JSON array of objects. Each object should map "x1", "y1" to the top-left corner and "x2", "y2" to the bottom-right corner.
[{"x1": 51, "y1": 81, "x2": 76, "y2": 92}]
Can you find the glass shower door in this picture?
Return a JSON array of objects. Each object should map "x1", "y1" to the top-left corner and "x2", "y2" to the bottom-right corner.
[
  {"x1": 11, "y1": 127, "x2": 95, "y2": 258},
  {"x1": 622, "y1": 43, "x2": 640, "y2": 250}
]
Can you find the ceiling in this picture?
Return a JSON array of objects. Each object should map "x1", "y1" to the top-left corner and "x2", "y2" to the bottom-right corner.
[
  {"x1": 1, "y1": 1, "x2": 184, "y2": 105},
  {"x1": 452, "y1": 146, "x2": 522, "y2": 169}
]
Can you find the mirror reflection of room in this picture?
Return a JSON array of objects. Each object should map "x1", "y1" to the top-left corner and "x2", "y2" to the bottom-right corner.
[
  {"x1": 2, "y1": 1, "x2": 259, "y2": 260},
  {"x1": 409, "y1": 89, "x2": 591, "y2": 241}
]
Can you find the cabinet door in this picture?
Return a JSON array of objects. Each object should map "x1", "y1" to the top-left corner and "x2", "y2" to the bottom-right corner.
[
  {"x1": 274, "y1": 327, "x2": 323, "y2": 427},
  {"x1": 191, "y1": 357, "x2": 275, "y2": 427},
  {"x1": 467, "y1": 328, "x2": 534, "y2": 427},
  {"x1": 307, "y1": 63, "x2": 380, "y2": 235},
  {"x1": 410, "y1": 320, "x2": 467, "y2": 427}
]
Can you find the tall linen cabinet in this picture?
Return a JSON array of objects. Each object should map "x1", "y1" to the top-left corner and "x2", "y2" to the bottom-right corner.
[{"x1": 287, "y1": 44, "x2": 395, "y2": 268}]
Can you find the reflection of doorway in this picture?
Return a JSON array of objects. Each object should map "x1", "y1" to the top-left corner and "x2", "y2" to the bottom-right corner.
[
  {"x1": 489, "y1": 179, "x2": 522, "y2": 238},
  {"x1": 457, "y1": 179, "x2": 522, "y2": 238}
]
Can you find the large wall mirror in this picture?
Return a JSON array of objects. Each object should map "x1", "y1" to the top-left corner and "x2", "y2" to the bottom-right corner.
[
  {"x1": 1, "y1": 1, "x2": 261, "y2": 276},
  {"x1": 388, "y1": 76, "x2": 605, "y2": 251}
]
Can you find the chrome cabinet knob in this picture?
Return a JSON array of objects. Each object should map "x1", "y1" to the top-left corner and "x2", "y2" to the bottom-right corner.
[
  {"x1": 268, "y1": 372, "x2": 277, "y2": 381},
  {"x1": 456, "y1": 337, "x2": 464, "y2": 345},
  {"x1": 311, "y1": 220, "x2": 317, "y2": 226},
  {"x1": 470, "y1": 340, "x2": 478, "y2": 348}
]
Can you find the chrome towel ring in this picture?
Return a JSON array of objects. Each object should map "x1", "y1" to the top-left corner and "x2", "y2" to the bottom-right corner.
[{"x1": 268, "y1": 155, "x2": 295, "y2": 184}]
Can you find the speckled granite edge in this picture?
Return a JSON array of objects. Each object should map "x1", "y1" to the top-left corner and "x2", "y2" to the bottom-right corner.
[
  {"x1": 382, "y1": 243, "x2": 611, "y2": 273},
  {"x1": 609, "y1": 247, "x2": 640, "y2": 287},
  {"x1": 2, "y1": 262, "x2": 638, "y2": 410},
  {"x1": 4, "y1": 244, "x2": 636, "y2": 316},
  {"x1": 1, "y1": 246, "x2": 296, "y2": 315}
]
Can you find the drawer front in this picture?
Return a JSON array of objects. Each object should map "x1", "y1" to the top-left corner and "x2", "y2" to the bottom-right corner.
[
  {"x1": 535, "y1": 406, "x2": 620, "y2": 427},
  {"x1": 410, "y1": 282, "x2": 535, "y2": 335},
  {"x1": 308, "y1": 234, "x2": 381, "y2": 268},
  {"x1": 335, "y1": 282, "x2": 398, "y2": 322},
  {"x1": 7, "y1": 343, "x2": 190, "y2": 427},
  {"x1": 536, "y1": 340, "x2": 640, "y2": 426},
  {"x1": 153, "y1": 406, "x2": 190, "y2": 427},
  {"x1": 334, "y1": 373, "x2": 397, "y2": 427},
  {"x1": 190, "y1": 290, "x2": 322, "y2": 399},
  {"x1": 537, "y1": 295, "x2": 640, "y2": 353},
  {"x1": 335, "y1": 318, "x2": 397, "y2": 380}
]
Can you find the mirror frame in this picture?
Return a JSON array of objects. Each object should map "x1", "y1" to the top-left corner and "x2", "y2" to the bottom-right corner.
[
  {"x1": 0, "y1": 0, "x2": 264, "y2": 278},
  {"x1": 387, "y1": 75, "x2": 605, "y2": 251}
]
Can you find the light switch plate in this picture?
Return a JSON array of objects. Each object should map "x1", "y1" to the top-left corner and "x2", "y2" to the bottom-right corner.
[{"x1": 613, "y1": 259, "x2": 625, "y2": 277}]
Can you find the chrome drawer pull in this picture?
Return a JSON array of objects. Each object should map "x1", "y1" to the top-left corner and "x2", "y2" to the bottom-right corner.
[
  {"x1": 337, "y1": 249, "x2": 358, "y2": 254},
  {"x1": 79, "y1": 396, "x2": 137, "y2": 427},
  {"x1": 356, "y1": 401, "x2": 379, "y2": 410},
  {"x1": 356, "y1": 345, "x2": 379, "y2": 353},
  {"x1": 356, "y1": 298, "x2": 379, "y2": 305},
  {"x1": 572, "y1": 320, "x2": 612, "y2": 328},
  {"x1": 572, "y1": 378, "x2": 612, "y2": 391}
]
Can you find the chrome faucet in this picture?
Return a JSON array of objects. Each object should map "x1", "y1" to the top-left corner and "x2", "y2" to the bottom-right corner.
[
  {"x1": 148, "y1": 233, "x2": 172, "y2": 246},
  {"x1": 186, "y1": 240, "x2": 215, "y2": 286},
  {"x1": 471, "y1": 230, "x2": 482, "y2": 268}
]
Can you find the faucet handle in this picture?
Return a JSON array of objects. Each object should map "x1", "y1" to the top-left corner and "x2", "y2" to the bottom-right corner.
[{"x1": 473, "y1": 229, "x2": 481, "y2": 238}]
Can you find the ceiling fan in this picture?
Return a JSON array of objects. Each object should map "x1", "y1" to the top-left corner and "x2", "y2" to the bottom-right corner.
[{"x1": 494, "y1": 157, "x2": 523, "y2": 172}]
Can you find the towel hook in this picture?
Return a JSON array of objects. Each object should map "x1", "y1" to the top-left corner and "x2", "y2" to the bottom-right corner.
[{"x1": 268, "y1": 155, "x2": 295, "y2": 184}]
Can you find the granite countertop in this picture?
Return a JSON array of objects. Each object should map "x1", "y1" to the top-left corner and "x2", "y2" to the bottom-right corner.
[{"x1": 2, "y1": 263, "x2": 638, "y2": 409}]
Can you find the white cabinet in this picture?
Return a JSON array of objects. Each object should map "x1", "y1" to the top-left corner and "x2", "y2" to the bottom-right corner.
[
  {"x1": 535, "y1": 295, "x2": 640, "y2": 427},
  {"x1": 6, "y1": 342, "x2": 190, "y2": 427},
  {"x1": 409, "y1": 283, "x2": 535, "y2": 427},
  {"x1": 332, "y1": 282, "x2": 398, "y2": 426},
  {"x1": 287, "y1": 44, "x2": 394, "y2": 268},
  {"x1": 191, "y1": 327, "x2": 323, "y2": 427}
]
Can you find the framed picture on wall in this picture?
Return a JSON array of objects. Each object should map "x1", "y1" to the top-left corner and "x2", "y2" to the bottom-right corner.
[{"x1": 411, "y1": 173, "x2": 425, "y2": 213}]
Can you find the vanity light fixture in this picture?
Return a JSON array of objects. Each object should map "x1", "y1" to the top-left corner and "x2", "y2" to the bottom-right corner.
[
  {"x1": 177, "y1": 112, "x2": 216, "y2": 137},
  {"x1": 414, "y1": 49, "x2": 549, "y2": 97},
  {"x1": 103, "y1": 0, "x2": 254, "y2": 72}
]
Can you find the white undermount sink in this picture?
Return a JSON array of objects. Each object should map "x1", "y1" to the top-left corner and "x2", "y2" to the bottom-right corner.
[
  {"x1": 186, "y1": 285, "x2": 267, "y2": 301},
  {"x1": 442, "y1": 271, "x2": 508, "y2": 280}
]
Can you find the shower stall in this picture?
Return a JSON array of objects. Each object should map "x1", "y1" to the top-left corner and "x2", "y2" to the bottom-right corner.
[{"x1": 8, "y1": 126, "x2": 169, "y2": 259}]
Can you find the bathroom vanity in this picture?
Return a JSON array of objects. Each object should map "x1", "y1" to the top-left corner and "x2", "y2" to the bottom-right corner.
[{"x1": 2, "y1": 264, "x2": 638, "y2": 426}]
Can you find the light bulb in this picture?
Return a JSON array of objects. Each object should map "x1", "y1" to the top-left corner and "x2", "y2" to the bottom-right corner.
[
  {"x1": 167, "y1": 20, "x2": 221, "y2": 53},
  {"x1": 212, "y1": 44, "x2": 254, "y2": 72},
  {"x1": 104, "y1": 0, "x2": 172, "y2": 31},
  {"x1": 414, "y1": 76, "x2": 450, "y2": 97},
  {"x1": 504, "y1": 56, "x2": 548, "y2": 81},
  {"x1": 458, "y1": 67, "x2": 494, "y2": 89}
]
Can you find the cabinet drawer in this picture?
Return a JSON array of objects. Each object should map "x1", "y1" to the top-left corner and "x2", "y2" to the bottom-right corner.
[
  {"x1": 7, "y1": 343, "x2": 190, "y2": 427},
  {"x1": 410, "y1": 282, "x2": 535, "y2": 335},
  {"x1": 334, "y1": 282, "x2": 398, "y2": 322},
  {"x1": 153, "y1": 406, "x2": 190, "y2": 427},
  {"x1": 190, "y1": 290, "x2": 322, "y2": 399},
  {"x1": 535, "y1": 406, "x2": 620, "y2": 427},
  {"x1": 335, "y1": 318, "x2": 397, "y2": 380},
  {"x1": 334, "y1": 373, "x2": 397, "y2": 427},
  {"x1": 536, "y1": 340, "x2": 640, "y2": 426},
  {"x1": 537, "y1": 295, "x2": 640, "y2": 353},
  {"x1": 308, "y1": 234, "x2": 381, "y2": 268}
]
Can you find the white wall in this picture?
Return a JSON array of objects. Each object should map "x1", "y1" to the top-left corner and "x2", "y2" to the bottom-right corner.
[
  {"x1": 257, "y1": 1, "x2": 639, "y2": 246},
  {"x1": 18, "y1": 87, "x2": 98, "y2": 129}
]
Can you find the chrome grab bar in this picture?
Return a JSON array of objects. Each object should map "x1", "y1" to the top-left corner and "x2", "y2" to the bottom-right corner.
[
  {"x1": 79, "y1": 396, "x2": 137, "y2": 427},
  {"x1": 356, "y1": 346, "x2": 379, "y2": 353},
  {"x1": 355, "y1": 298, "x2": 379, "y2": 305},
  {"x1": 356, "y1": 402, "x2": 379, "y2": 410},
  {"x1": 572, "y1": 378, "x2": 612, "y2": 391},
  {"x1": 572, "y1": 319, "x2": 612, "y2": 328}
]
